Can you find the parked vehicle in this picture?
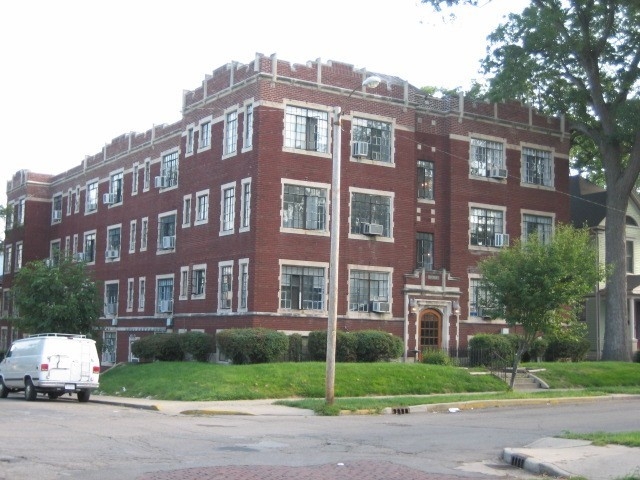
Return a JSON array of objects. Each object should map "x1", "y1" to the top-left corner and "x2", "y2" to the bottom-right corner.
[{"x1": 0, "y1": 333, "x2": 100, "y2": 402}]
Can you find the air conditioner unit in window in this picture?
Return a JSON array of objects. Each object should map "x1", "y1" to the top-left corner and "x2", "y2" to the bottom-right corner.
[
  {"x1": 489, "y1": 168, "x2": 508, "y2": 179},
  {"x1": 494, "y1": 233, "x2": 510, "y2": 247},
  {"x1": 52, "y1": 210, "x2": 62, "y2": 221},
  {"x1": 103, "y1": 193, "x2": 117, "y2": 205},
  {"x1": 371, "y1": 301, "x2": 390, "y2": 313},
  {"x1": 159, "y1": 300, "x2": 173, "y2": 313},
  {"x1": 352, "y1": 141, "x2": 369, "y2": 158},
  {"x1": 361, "y1": 223, "x2": 384, "y2": 236},
  {"x1": 161, "y1": 235, "x2": 176, "y2": 249},
  {"x1": 105, "y1": 249, "x2": 119, "y2": 259},
  {"x1": 154, "y1": 176, "x2": 167, "y2": 188}
]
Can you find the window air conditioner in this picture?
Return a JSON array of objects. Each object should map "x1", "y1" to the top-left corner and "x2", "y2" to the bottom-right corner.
[
  {"x1": 159, "y1": 300, "x2": 173, "y2": 313},
  {"x1": 105, "y1": 249, "x2": 119, "y2": 259},
  {"x1": 371, "y1": 301, "x2": 390, "y2": 313},
  {"x1": 352, "y1": 141, "x2": 369, "y2": 158},
  {"x1": 52, "y1": 210, "x2": 62, "y2": 221},
  {"x1": 494, "y1": 233, "x2": 510, "y2": 247},
  {"x1": 161, "y1": 235, "x2": 176, "y2": 249},
  {"x1": 361, "y1": 223, "x2": 384, "y2": 236},
  {"x1": 489, "y1": 168, "x2": 508, "y2": 179},
  {"x1": 105, "y1": 303, "x2": 117, "y2": 316},
  {"x1": 154, "y1": 176, "x2": 167, "y2": 188},
  {"x1": 103, "y1": 193, "x2": 117, "y2": 205}
]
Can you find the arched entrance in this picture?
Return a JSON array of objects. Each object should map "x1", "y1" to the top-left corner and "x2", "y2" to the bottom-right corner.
[{"x1": 419, "y1": 309, "x2": 442, "y2": 350}]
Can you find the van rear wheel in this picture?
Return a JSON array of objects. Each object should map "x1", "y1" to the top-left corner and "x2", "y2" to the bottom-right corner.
[
  {"x1": 0, "y1": 380, "x2": 9, "y2": 398},
  {"x1": 77, "y1": 389, "x2": 91, "y2": 403},
  {"x1": 24, "y1": 379, "x2": 37, "y2": 401}
]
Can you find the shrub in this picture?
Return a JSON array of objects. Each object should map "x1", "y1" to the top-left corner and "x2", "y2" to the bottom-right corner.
[
  {"x1": 545, "y1": 332, "x2": 590, "y2": 362},
  {"x1": 336, "y1": 331, "x2": 358, "y2": 362},
  {"x1": 468, "y1": 334, "x2": 515, "y2": 367},
  {"x1": 131, "y1": 334, "x2": 183, "y2": 362},
  {"x1": 355, "y1": 330, "x2": 404, "y2": 362},
  {"x1": 287, "y1": 333, "x2": 304, "y2": 362},
  {"x1": 216, "y1": 328, "x2": 289, "y2": 364},
  {"x1": 524, "y1": 337, "x2": 549, "y2": 362},
  {"x1": 179, "y1": 331, "x2": 214, "y2": 362},
  {"x1": 307, "y1": 331, "x2": 327, "y2": 361},
  {"x1": 421, "y1": 348, "x2": 451, "y2": 365},
  {"x1": 634, "y1": 350, "x2": 640, "y2": 363}
]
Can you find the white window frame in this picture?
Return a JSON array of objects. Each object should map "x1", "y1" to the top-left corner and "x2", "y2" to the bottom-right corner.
[
  {"x1": 66, "y1": 189, "x2": 72, "y2": 216},
  {"x1": 278, "y1": 259, "x2": 328, "y2": 312},
  {"x1": 155, "y1": 274, "x2": 175, "y2": 316},
  {"x1": 191, "y1": 263, "x2": 207, "y2": 299},
  {"x1": 242, "y1": 101, "x2": 254, "y2": 151},
  {"x1": 240, "y1": 177, "x2": 252, "y2": 232},
  {"x1": 157, "y1": 210, "x2": 177, "y2": 254},
  {"x1": 521, "y1": 143, "x2": 555, "y2": 188},
  {"x1": 350, "y1": 113, "x2": 395, "y2": 165},
  {"x1": 15, "y1": 242, "x2": 23, "y2": 271},
  {"x1": 469, "y1": 202, "x2": 507, "y2": 249},
  {"x1": 108, "y1": 169, "x2": 125, "y2": 205},
  {"x1": 220, "y1": 182, "x2": 236, "y2": 236},
  {"x1": 129, "y1": 219, "x2": 137, "y2": 253},
  {"x1": 132, "y1": 163, "x2": 139, "y2": 195},
  {"x1": 283, "y1": 103, "x2": 331, "y2": 156},
  {"x1": 185, "y1": 124, "x2": 195, "y2": 156},
  {"x1": 105, "y1": 280, "x2": 119, "y2": 318},
  {"x1": 140, "y1": 217, "x2": 149, "y2": 252},
  {"x1": 521, "y1": 209, "x2": 555, "y2": 244},
  {"x1": 238, "y1": 258, "x2": 249, "y2": 311},
  {"x1": 74, "y1": 186, "x2": 81, "y2": 213},
  {"x1": 182, "y1": 194, "x2": 192, "y2": 228},
  {"x1": 179, "y1": 266, "x2": 190, "y2": 300},
  {"x1": 223, "y1": 108, "x2": 238, "y2": 158},
  {"x1": 198, "y1": 116, "x2": 213, "y2": 152},
  {"x1": 280, "y1": 179, "x2": 330, "y2": 235},
  {"x1": 348, "y1": 186, "x2": 394, "y2": 242},
  {"x1": 218, "y1": 261, "x2": 233, "y2": 312},
  {"x1": 143, "y1": 159, "x2": 151, "y2": 192},
  {"x1": 52, "y1": 193, "x2": 63, "y2": 224},
  {"x1": 469, "y1": 135, "x2": 506, "y2": 178},
  {"x1": 195, "y1": 189, "x2": 210, "y2": 226},
  {"x1": 83, "y1": 230, "x2": 97, "y2": 264},
  {"x1": 346, "y1": 264, "x2": 393, "y2": 317},
  {"x1": 106, "y1": 224, "x2": 122, "y2": 261},
  {"x1": 126, "y1": 278, "x2": 135, "y2": 312},
  {"x1": 138, "y1": 277, "x2": 146, "y2": 311}
]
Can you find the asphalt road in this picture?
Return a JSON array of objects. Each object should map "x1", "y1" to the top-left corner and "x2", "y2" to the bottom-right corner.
[{"x1": 1, "y1": 395, "x2": 638, "y2": 479}]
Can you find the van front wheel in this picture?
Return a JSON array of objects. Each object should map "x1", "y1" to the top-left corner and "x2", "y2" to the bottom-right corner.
[
  {"x1": 24, "y1": 379, "x2": 37, "y2": 401},
  {"x1": 77, "y1": 390, "x2": 91, "y2": 403},
  {"x1": 0, "y1": 380, "x2": 9, "y2": 398}
]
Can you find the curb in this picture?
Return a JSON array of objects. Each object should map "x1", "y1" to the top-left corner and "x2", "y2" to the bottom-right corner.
[{"x1": 502, "y1": 448, "x2": 572, "y2": 478}]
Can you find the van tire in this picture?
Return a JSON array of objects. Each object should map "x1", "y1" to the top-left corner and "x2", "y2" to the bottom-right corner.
[
  {"x1": 0, "y1": 380, "x2": 9, "y2": 398},
  {"x1": 77, "y1": 389, "x2": 91, "y2": 403},
  {"x1": 25, "y1": 379, "x2": 37, "y2": 401}
]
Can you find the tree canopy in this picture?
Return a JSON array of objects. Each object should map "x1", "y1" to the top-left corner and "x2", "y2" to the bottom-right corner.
[
  {"x1": 11, "y1": 257, "x2": 103, "y2": 336},
  {"x1": 422, "y1": 0, "x2": 640, "y2": 360},
  {"x1": 479, "y1": 224, "x2": 605, "y2": 387}
]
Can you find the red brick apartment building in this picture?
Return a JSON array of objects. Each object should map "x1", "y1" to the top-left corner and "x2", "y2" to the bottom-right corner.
[{"x1": 1, "y1": 53, "x2": 570, "y2": 364}]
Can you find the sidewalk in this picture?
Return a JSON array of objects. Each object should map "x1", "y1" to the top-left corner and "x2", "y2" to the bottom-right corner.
[{"x1": 93, "y1": 394, "x2": 640, "y2": 479}]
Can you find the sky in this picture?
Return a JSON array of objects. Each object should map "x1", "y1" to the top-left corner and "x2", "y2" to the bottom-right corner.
[{"x1": 0, "y1": 0, "x2": 529, "y2": 207}]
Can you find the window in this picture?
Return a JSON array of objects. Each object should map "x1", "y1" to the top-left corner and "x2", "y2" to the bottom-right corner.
[
  {"x1": 416, "y1": 233, "x2": 434, "y2": 270},
  {"x1": 132, "y1": 164, "x2": 139, "y2": 194},
  {"x1": 50, "y1": 241, "x2": 61, "y2": 266},
  {"x1": 15, "y1": 242, "x2": 23, "y2": 271},
  {"x1": 192, "y1": 265, "x2": 206, "y2": 297},
  {"x1": 240, "y1": 178, "x2": 251, "y2": 231},
  {"x1": 239, "y1": 260, "x2": 249, "y2": 310},
  {"x1": 52, "y1": 194, "x2": 62, "y2": 223},
  {"x1": 523, "y1": 213, "x2": 553, "y2": 244},
  {"x1": 627, "y1": 240, "x2": 634, "y2": 274},
  {"x1": 127, "y1": 278, "x2": 134, "y2": 311},
  {"x1": 199, "y1": 120, "x2": 211, "y2": 149},
  {"x1": 470, "y1": 207, "x2": 505, "y2": 247},
  {"x1": 65, "y1": 236, "x2": 70, "y2": 254},
  {"x1": 143, "y1": 160, "x2": 151, "y2": 191},
  {"x1": 106, "y1": 226, "x2": 121, "y2": 259},
  {"x1": 5, "y1": 203, "x2": 13, "y2": 230},
  {"x1": 138, "y1": 277, "x2": 146, "y2": 311},
  {"x1": 352, "y1": 117, "x2": 392, "y2": 163},
  {"x1": 102, "y1": 331, "x2": 116, "y2": 364},
  {"x1": 470, "y1": 277, "x2": 495, "y2": 318},
  {"x1": 4, "y1": 245, "x2": 12, "y2": 273},
  {"x1": 180, "y1": 268, "x2": 190, "y2": 299},
  {"x1": 284, "y1": 105, "x2": 329, "y2": 153},
  {"x1": 129, "y1": 220, "x2": 137, "y2": 253},
  {"x1": 243, "y1": 104, "x2": 253, "y2": 149},
  {"x1": 86, "y1": 181, "x2": 98, "y2": 212},
  {"x1": 417, "y1": 160, "x2": 434, "y2": 200},
  {"x1": 523, "y1": 147, "x2": 553, "y2": 186},
  {"x1": 349, "y1": 269, "x2": 390, "y2": 312},
  {"x1": 16, "y1": 198, "x2": 25, "y2": 225},
  {"x1": 186, "y1": 127, "x2": 194, "y2": 154},
  {"x1": 74, "y1": 187, "x2": 80, "y2": 213},
  {"x1": 159, "y1": 151, "x2": 178, "y2": 188},
  {"x1": 66, "y1": 189, "x2": 72, "y2": 216},
  {"x1": 158, "y1": 213, "x2": 176, "y2": 250},
  {"x1": 219, "y1": 263, "x2": 233, "y2": 310},
  {"x1": 350, "y1": 191, "x2": 392, "y2": 237},
  {"x1": 84, "y1": 232, "x2": 96, "y2": 263},
  {"x1": 108, "y1": 171, "x2": 124, "y2": 204},
  {"x1": 157, "y1": 277, "x2": 174, "y2": 314},
  {"x1": 182, "y1": 195, "x2": 192, "y2": 227},
  {"x1": 195, "y1": 190, "x2": 209, "y2": 224},
  {"x1": 224, "y1": 110, "x2": 238, "y2": 156},
  {"x1": 280, "y1": 264, "x2": 325, "y2": 310},
  {"x1": 105, "y1": 282, "x2": 119, "y2": 317},
  {"x1": 221, "y1": 184, "x2": 235, "y2": 234},
  {"x1": 73, "y1": 234, "x2": 79, "y2": 256},
  {"x1": 141, "y1": 217, "x2": 148, "y2": 251},
  {"x1": 282, "y1": 183, "x2": 327, "y2": 231},
  {"x1": 470, "y1": 138, "x2": 504, "y2": 177}
]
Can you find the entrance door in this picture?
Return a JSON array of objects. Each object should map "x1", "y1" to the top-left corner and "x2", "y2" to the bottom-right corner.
[{"x1": 420, "y1": 310, "x2": 442, "y2": 350}]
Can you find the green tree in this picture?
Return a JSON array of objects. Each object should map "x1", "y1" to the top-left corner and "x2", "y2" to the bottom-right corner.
[
  {"x1": 11, "y1": 256, "x2": 103, "y2": 336},
  {"x1": 479, "y1": 225, "x2": 605, "y2": 388},
  {"x1": 421, "y1": 0, "x2": 640, "y2": 360}
]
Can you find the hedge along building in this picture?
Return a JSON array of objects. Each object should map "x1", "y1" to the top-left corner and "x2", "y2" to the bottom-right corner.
[{"x1": 1, "y1": 53, "x2": 570, "y2": 364}]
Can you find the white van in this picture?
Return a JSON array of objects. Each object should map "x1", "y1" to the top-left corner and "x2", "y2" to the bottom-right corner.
[{"x1": 0, "y1": 333, "x2": 100, "y2": 402}]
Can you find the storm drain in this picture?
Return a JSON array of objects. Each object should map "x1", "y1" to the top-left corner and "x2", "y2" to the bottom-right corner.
[
  {"x1": 391, "y1": 407, "x2": 410, "y2": 414},
  {"x1": 510, "y1": 454, "x2": 527, "y2": 469}
]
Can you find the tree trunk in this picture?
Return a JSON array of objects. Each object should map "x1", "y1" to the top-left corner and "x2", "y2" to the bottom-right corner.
[{"x1": 602, "y1": 189, "x2": 632, "y2": 361}]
